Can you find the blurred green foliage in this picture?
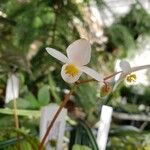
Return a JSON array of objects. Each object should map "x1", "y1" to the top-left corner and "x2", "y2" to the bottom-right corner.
[
  {"x1": 70, "y1": 120, "x2": 99, "y2": 150},
  {"x1": 0, "y1": 0, "x2": 150, "y2": 149},
  {"x1": 73, "y1": 144, "x2": 92, "y2": 150},
  {"x1": 108, "y1": 126, "x2": 150, "y2": 150}
]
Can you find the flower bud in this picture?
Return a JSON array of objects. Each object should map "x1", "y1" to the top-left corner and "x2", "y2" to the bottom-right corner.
[{"x1": 100, "y1": 83, "x2": 112, "y2": 97}]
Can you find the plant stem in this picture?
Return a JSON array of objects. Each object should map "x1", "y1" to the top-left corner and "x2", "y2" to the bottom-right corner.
[
  {"x1": 13, "y1": 98, "x2": 19, "y2": 129},
  {"x1": 38, "y1": 87, "x2": 75, "y2": 150},
  {"x1": 76, "y1": 71, "x2": 122, "y2": 85},
  {"x1": 75, "y1": 79, "x2": 96, "y2": 85},
  {"x1": 103, "y1": 71, "x2": 122, "y2": 81},
  {"x1": 11, "y1": 74, "x2": 20, "y2": 150},
  {"x1": 38, "y1": 71, "x2": 121, "y2": 150},
  {"x1": 11, "y1": 74, "x2": 19, "y2": 129}
]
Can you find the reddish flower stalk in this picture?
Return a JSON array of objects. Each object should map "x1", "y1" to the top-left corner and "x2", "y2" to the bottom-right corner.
[
  {"x1": 103, "y1": 71, "x2": 122, "y2": 81},
  {"x1": 38, "y1": 71, "x2": 121, "y2": 150},
  {"x1": 38, "y1": 88, "x2": 75, "y2": 150}
]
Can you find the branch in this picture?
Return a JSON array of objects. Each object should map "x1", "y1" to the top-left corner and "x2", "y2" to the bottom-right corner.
[
  {"x1": 113, "y1": 112, "x2": 150, "y2": 122},
  {"x1": 38, "y1": 86, "x2": 75, "y2": 150}
]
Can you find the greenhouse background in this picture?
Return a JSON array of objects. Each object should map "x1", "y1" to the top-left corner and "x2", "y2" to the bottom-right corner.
[{"x1": 0, "y1": 0, "x2": 150, "y2": 150}]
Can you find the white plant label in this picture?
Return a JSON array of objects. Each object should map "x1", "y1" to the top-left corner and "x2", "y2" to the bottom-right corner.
[
  {"x1": 5, "y1": 73, "x2": 19, "y2": 103},
  {"x1": 40, "y1": 103, "x2": 67, "y2": 150},
  {"x1": 97, "y1": 105, "x2": 113, "y2": 150}
]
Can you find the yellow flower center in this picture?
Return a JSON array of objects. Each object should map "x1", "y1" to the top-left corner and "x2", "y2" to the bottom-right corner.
[
  {"x1": 65, "y1": 64, "x2": 79, "y2": 77},
  {"x1": 126, "y1": 73, "x2": 137, "y2": 83}
]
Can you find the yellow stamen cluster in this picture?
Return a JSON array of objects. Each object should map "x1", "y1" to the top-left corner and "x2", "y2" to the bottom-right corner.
[
  {"x1": 126, "y1": 73, "x2": 137, "y2": 83},
  {"x1": 65, "y1": 64, "x2": 79, "y2": 77}
]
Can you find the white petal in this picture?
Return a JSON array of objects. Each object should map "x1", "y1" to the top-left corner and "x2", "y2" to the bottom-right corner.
[
  {"x1": 79, "y1": 66, "x2": 103, "y2": 83},
  {"x1": 46, "y1": 47, "x2": 69, "y2": 63},
  {"x1": 61, "y1": 64, "x2": 82, "y2": 83},
  {"x1": 119, "y1": 60, "x2": 131, "y2": 73},
  {"x1": 131, "y1": 64, "x2": 150, "y2": 72},
  {"x1": 66, "y1": 39, "x2": 91, "y2": 66}
]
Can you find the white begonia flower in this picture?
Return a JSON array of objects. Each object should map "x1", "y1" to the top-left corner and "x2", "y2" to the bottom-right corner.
[
  {"x1": 46, "y1": 39, "x2": 102, "y2": 83},
  {"x1": 117, "y1": 60, "x2": 150, "y2": 85},
  {"x1": 119, "y1": 60, "x2": 136, "y2": 84}
]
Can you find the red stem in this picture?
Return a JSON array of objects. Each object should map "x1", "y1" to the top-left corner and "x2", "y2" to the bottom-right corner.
[{"x1": 38, "y1": 88, "x2": 74, "y2": 150}]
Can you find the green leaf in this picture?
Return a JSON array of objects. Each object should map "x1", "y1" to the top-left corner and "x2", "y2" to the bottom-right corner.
[
  {"x1": 70, "y1": 120, "x2": 99, "y2": 150},
  {"x1": 25, "y1": 92, "x2": 39, "y2": 109},
  {"x1": 73, "y1": 144, "x2": 92, "y2": 150},
  {"x1": 33, "y1": 16, "x2": 43, "y2": 28},
  {"x1": 48, "y1": 74, "x2": 61, "y2": 103},
  {"x1": 15, "y1": 129, "x2": 41, "y2": 150},
  {"x1": 0, "y1": 108, "x2": 40, "y2": 118},
  {"x1": 38, "y1": 85, "x2": 50, "y2": 106},
  {"x1": 110, "y1": 125, "x2": 140, "y2": 136},
  {"x1": 0, "y1": 137, "x2": 24, "y2": 149},
  {"x1": 0, "y1": 129, "x2": 42, "y2": 150},
  {"x1": 6, "y1": 98, "x2": 31, "y2": 109}
]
